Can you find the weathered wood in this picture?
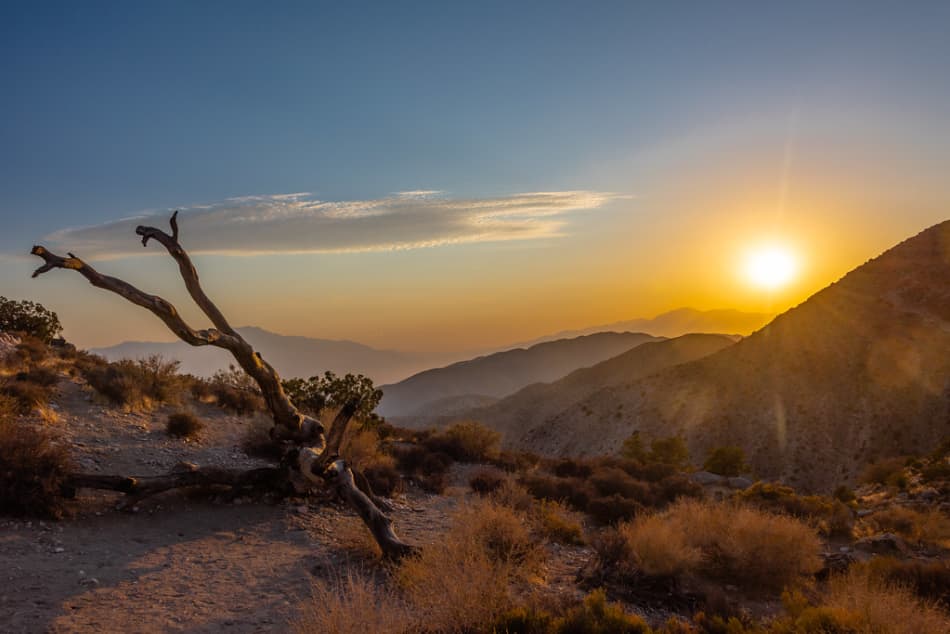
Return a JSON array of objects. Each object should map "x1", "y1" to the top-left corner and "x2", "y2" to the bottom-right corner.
[{"x1": 30, "y1": 211, "x2": 413, "y2": 557}]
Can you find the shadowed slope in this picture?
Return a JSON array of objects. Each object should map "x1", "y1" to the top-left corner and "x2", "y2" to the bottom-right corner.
[
  {"x1": 531, "y1": 220, "x2": 950, "y2": 491},
  {"x1": 378, "y1": 332, "x2": 662, "y2": 418}
]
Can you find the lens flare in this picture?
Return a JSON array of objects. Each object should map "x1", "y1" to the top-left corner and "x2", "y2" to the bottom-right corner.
[{"x1": 743, "y1": 244, "x2": 798, "y2": 290}]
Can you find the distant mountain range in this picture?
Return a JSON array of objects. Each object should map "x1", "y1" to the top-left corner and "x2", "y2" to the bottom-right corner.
[
  {"x1": 499, "y1": 220, "x2": 950, "y2": 491},
  {"x1": 500, "y1": 308, "x2": 772, "y2": 349},
  {"x1": 377, "y1": 332, "x2": 663, "y2": 417},
  {"x1": 92, "y1": 326, "x2": 439, "y2": 385}
]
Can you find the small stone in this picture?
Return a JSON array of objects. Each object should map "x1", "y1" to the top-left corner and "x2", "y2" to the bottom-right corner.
[{"x1": 53, "y1": 547, "x2": 65, "y2": 553}]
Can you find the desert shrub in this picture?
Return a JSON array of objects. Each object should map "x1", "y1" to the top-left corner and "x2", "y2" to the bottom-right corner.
[
  {"x1": 490, "y1": 479, "x2": 537, "y2": 513},
  {"x1": 16, "y1": 366, "x2": 59, "y2": 387},
  {"x1": 187, "y1": 376, "x2": 214, "y2": 401},
  {"x1": 703, "y1": 446, "x2": 749, "y2": 477},
  {"x1": 604, "y1": 499, "x2": 822, "y2": 593},
  {"x1": 426, "y1": 420, "x2": 501, "y2": 462},
  {"x1": 587, "y1": 494, "x2": 644, "y2": 525},
  {"x1": 777, "y1": 570, "x2": 950, "y2": 634},
  {"x1": 867, "y1": 506, "x2": 950, "y2": 547},
  {"x1": 282, "y1": 371, "x2": 382, "y2": 424},
  {"x1": 0, "y1": 297, "x2": 62, "y2": 343},
  {"x1": 0, "y1": 407, "x2": 73, "y2": 518},
  {"x1": 396, "y1": 501, "x2": 540, "y2": 632},
  {"x1": 832, "y1": 484, "x2": 856, "y2": 503},
  {"x1": 165, "y1": 411, "x2": 203, "y2": 439},
  {"x1": 213, "y1": 384, "x2": 265, "y2": 415},
  {"x1": 621, "y1": 431, "x2": 648, "y2": 462},
  {"x1": 553, "y1": 588, "x2": 650, "y2": 634},
  {"x1": 9, "y1": 335, "x2": 50, "y2": 368},
  {"x1": 862, "y1": 456, "x2": 908, "y2": 487},
  {"x1": 362, "y1": 463, "x2": 401, "y2": 497},
  {"x1": 1, "y1": 380, "x2": 51, "y2": 415},
  {"x1": 737, "y1": 482, "x2": 854, "y2": 537},
  {"x1": 293, "y1": 570, "x2": 411, "y2": 634},
  {"x1": 492, "y1": 449, "x2": 542, "y2": 473},
  {"x1": 553, "y1": 458, "x2": 594, "y2": 479},
  {"x1": 857, "y1": 557, "x2": 950, "y2": 604},
  {"x1": 470, "y1": 467, "x2": 507, "y2": 495},
  {"x1": 79, "y1": 355, "x2": 183, "y2": 408},
  {"x1": 537, "y1": 500, "x2": 585, "y2": 545},
  {"x1": 589, "y1": 467, "x2": 653, "y2": 504},
  {"x1": 648, "y1": 435, "x2": 690, "y2": 469},
  {"x1": 616, "y1": 514, "x2": 702, "y2": 578},
  {"x1": 653, "y1": 474, "x2": 704, "y2": 507},
  {"x1": 521, "y1": 474, "x2": 595, "y2": 512}
]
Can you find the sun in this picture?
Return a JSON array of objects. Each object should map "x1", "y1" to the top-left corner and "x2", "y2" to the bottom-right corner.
[{"x1": 742, "y1": 243, "x2": 798, "y2": 290}]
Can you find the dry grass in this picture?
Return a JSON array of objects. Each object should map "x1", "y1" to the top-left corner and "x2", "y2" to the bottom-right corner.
[
  {"x1": 0, "y1": 397, "x2": 74, "y2": 518},
  {"x1": 867, "y1": 506, "x2": 950, "y2": 548},
  {"x1": 293, "y1": 570, "x2": 411, "y2": 634},
  {"x1": 617, "y1": 513, "x2": 702, "y2": 578},
  {"x1": 608, "y1": 499, "x2": 822, "y2": 593},
  {"x1": 794, "y1": 569, "x2": 950, "y2": 634},
  {"x1": 537, "y1": 500, "x2": 586, "y2": 546}
]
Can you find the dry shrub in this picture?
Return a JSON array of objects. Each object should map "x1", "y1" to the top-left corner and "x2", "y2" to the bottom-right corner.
[
  {"x1": 608, "y1": 499, "x2": 821, "y2": 593},
  {"x1": 862, "y1": 456, "x2": 910, "y2": 488},
  {"x1": 617, "y1": 514, "x2": 702, "y2": 578},
  {"x1": 786, "y1": 570, "x2": 950, "y2": 634},
  {"x1": 587, "y1": 494, "x2": 643, "y2": 525},
  {"x1": 552, "y1": 588, "x2": 650, "y2": 633},
  {"x1": 341, "y1": 428, "x2": 402, "y2": 496},
  {"x1": 396, "y1": 501, "x2": 540, "y2": 632},
  {"x1": 16, "y1": 366, "x2": 59, "y2": 387},
  {"x1": 1, "y1": 380, "x2": 50, "y2": 415},
  {"x1": 470, "y1": 467, "x2": 507, "y2": 495},
  {"x1": 212, "y1": 384, "x2": 265, "y2": 415},
  {"x1": 80, "y1": 355, "x2": 183, "y2": 409},
  {"x1": 165, "y1": 411, "x2": 203, "y2": 439},
  {"x1": 293, "y1": 570, "x2": 411, "y2": 634},
  {"x1": 868, "y1": 506, "x2": 950, "y2": 548},
  {"x1": 0, "y1": 403, "x2": 73, "y2": 518},
  {"x1": 737, "y1": 481, "x2": 854, "y2": 538},
  {"x1": 537, "y1": 500, "x2": 585, "y2": 546},
  {"x1": 427, "y1": 420, "x2": 501, "y2": 462},
  {"x1": 490, "y1": 479, "x2": 536, "y2": 513},
  {"x1": 857, "y1": 556, "x2": 950, "y2": 604}
]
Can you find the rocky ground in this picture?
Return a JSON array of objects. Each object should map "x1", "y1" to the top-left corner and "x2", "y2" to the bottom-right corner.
[{"x1": 0, "y1": 374, "x2": 594, "y2": 633}]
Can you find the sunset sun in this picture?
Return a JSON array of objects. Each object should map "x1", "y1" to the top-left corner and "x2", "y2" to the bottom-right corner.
[{"x1": 742, "y1": 243, "x2": 799, "y2": 290}]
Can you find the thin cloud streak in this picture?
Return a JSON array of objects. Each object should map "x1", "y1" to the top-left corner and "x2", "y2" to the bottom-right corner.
[{"x1": 45, "y1": 191, "x2": 620, "y2": 258}]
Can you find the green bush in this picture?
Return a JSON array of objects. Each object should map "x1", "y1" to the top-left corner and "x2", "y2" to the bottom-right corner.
[
  {"x1": 648, "y1": 436, "x2": 690, "y2": 469},
  {"x1": 703, "y1": 446, "x2": 750, "y2": 477},
  {"x1": 0, "y1": 297, "x2": 62, "y2": 343}
]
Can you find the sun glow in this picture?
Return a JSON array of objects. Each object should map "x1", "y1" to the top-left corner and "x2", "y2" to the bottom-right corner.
[{"x1": 742, "y1": 243, "x2": 799, "y2": 290}]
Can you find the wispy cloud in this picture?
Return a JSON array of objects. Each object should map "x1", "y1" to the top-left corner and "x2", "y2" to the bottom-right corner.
[{"x1": 44, "y1": 190, "x2": 619, "y2": 258}]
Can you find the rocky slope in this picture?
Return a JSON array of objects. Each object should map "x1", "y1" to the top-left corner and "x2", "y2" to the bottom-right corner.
[{"x1": 524, "y1": 220, "x2": 950, "y2": 491}]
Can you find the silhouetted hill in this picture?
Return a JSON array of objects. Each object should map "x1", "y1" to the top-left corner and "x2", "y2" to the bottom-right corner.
[
  {"x1": 377, "y1": 332, "x2": 663, "y2": 417},
  {"x1": 502, "y1": 308, "x2": 770, "y2": 349},
  {"x1": 92, "y1": 326, "x2": 434, "y2": 384},
  {"x1": 454, "y1": 333, "x2": 735, "y2": 436},
  {"x1": 525, "y1": 220, "x2": 950, "y2": 491}
]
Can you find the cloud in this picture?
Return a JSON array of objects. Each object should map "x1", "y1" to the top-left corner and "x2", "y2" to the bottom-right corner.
[{"x1": 44, "y1": 191, "x2": 618, "y2": 258}]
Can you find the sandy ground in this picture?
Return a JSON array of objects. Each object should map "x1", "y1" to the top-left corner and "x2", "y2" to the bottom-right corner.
[{"x1": 1, "y1": 376, "x2": 472, "y2": 633}]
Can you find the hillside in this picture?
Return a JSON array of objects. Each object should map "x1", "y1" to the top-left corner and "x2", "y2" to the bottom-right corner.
[
  {"x1": 525, "y1": 220, "x2": 950, "y2": 491},
  {"x1": 378, "y1": 332, "x2": 663, "y2": 418},
  {"x1": 458, "y1": 333, "x2": 736, "y2": 438},
  {"x1": 93, "y1": 326, "x2": 437, "y2": 385},
  {"x1": 502, "y1": 307, "x2": 771, "y2": 349}
]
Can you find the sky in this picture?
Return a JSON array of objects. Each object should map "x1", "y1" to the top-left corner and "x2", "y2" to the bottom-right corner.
[{"x1": 2, "y1": 1, "x2": 948, "y2": 353}]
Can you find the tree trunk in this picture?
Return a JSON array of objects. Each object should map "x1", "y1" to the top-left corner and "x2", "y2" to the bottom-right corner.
[{"x1": 31, "y1": 211, "x2": 413, "y2": 558}]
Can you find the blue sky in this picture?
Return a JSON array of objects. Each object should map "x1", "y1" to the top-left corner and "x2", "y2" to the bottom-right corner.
[{"x1": 2, "y1": 2, "x2": 949, "y2": 350}]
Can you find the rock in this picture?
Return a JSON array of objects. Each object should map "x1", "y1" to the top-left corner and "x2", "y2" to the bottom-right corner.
[
  {"x1": 727, "y1": 476, "x2": 754, "y2": 490},
  {"x1": 690, "y1": 471, "x2": 724, "y2": 486},
  {"x1": 854, "y1": 533, "x2": 907, "y2": 555}
]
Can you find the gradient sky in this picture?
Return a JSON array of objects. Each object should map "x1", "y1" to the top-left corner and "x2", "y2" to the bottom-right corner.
[{"x1": 2, "y1": 1, "x2": 948, "y2": 352}]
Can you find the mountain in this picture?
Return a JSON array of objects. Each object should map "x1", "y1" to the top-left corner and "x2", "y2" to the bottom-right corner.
[
  {"x1": 92, "y1": 326, "x2": 436, "y2": 384},
  {"x1": 457, "y1": 333, "x2": 736, "y2": 437},
  {"x1": 519, "y1": 220, "x2": 950, "y2": 492},
  {"x1": 502, "y1": 308, "x2": 771, "y2": 349},
  {"x1": 377, "y1": 332, "x2": 663, "y2": 418}
]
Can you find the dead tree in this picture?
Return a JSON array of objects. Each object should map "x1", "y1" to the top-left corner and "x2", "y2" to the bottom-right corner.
[{"x1": 31, "y1": 211, "x2": 413, "y2": 558}]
